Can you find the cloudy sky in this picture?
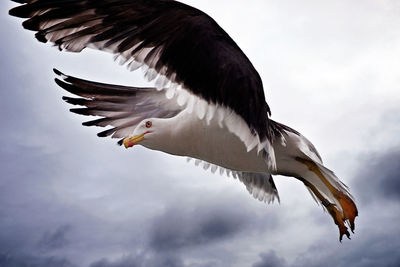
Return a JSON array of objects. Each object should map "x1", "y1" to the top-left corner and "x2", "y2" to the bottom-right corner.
[{"x1": 1, "y1": 1, "x2": 400, "y2": 266}]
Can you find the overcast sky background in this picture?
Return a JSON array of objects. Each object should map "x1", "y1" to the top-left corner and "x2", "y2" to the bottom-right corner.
[{"x1": 1, "y1": 1, "x2": 400, "y2": 266}]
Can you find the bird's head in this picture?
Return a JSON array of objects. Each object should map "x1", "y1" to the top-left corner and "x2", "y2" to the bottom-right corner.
[
  {"x1": 122, "y1": 118, "x2": 173, "y2": 150},
  {"x1": 123, "y1": 119, "x2": 157, "y2": 148}
]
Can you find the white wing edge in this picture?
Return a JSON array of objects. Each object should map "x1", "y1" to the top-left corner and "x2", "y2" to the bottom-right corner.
[
  {"x1": 135, "y1": 60, "x2": 277, "y2": 170},
  {"x1": 187, "y1": 158, "x2": 280, "y2": 204}
]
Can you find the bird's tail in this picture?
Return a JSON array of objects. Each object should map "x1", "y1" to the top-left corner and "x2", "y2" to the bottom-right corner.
[{"x1": 296, "y1": 158, "x2": 358, "y2": 241}]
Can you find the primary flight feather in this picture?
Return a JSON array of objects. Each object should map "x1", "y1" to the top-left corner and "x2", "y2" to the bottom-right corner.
[{"x1": 9, "y1": 0, "x2": 358, "y2": 241}]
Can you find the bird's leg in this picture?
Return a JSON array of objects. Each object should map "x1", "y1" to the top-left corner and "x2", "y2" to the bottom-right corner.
[
  {"x1": 296, "y1": 158, "x2": 358, "y2": 237},
  {"x1": 299, "y1": 178, "x2": 351, "y2": 241}
]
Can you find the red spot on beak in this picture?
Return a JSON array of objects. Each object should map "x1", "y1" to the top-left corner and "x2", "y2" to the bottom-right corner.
[{"x1": 126, "y1": 141, "x2": 135, "y2": 148}]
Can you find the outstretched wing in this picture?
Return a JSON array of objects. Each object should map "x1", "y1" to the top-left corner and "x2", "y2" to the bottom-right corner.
[
  {"x1": 9, "y1": 0, "x2": 273, "y2": 153},
  {"x1": 54, "y1": 69, "x2": 182, "y2": 140}
]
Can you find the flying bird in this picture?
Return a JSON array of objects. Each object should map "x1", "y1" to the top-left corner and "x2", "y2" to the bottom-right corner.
[{"x1": 9, "y1": 0, "x2": 358, "y2": 241}]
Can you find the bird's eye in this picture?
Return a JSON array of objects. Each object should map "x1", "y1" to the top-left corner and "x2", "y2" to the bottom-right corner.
[{"x1": 145, "y1": 121, "x2": 152, "y2": 128}]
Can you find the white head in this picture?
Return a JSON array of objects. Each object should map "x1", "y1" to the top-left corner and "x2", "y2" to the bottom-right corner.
[{"x1": 122, "y1": 118, "x2": 171, "y2": 150}]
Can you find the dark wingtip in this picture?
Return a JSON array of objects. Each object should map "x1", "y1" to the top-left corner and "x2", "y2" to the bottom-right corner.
[
  {"x1": 8, "y1": 8, "x2": 15, "y2": 16},
  {"x1": 35, "y1": 32, "x2": 48, "y2": 43},
  {"x1": 54, "y1": 78, "x2": 67, "y2": 89},
  {"x1": 97, "y1": 128, "x2": 116, "y2": 138},
  {"x1": 69, "y1": 108, "x2": 90, "y2": 115},
  {"x1": 9, "y1": 3, "x2": 32, "y2": 18},
  {"x1": 9, "y1": 7, "x2": 20, "y2": 17},
  {"x1": 55, "y1": 78, "x2": 76, "y2": 95},
  {"x1": 82, "y1": 120, "x2": 100, "y2": 127},
  {"x1": 97, "y1": 131, "x2": 108, "y2": 138},
  {"x1": 22, "y1": 19, "x2": 38, "y2": 30},
  {"x1": 54, "y1": 77, "x2": 62, "y2": 85},
  {"x1": 8, "y1": 4, "x2": 23, "y2": 16},
  {"x1": 117, "y1": 139, "x2": 124, "y2": 146},
  {"x1": 53, "y1": 68, "x2": 63, "y2": 76}
]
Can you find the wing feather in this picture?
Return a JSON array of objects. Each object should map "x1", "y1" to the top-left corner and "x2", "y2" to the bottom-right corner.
[
  {"x1": 54, "y1": 69, "x2": 181, "y2": 141},
  {"x1": 10, "y1": 0, "x2": 273, "y2": 143},
  {"x1": 188, "y1": 158, "x2": 280, "y2": 204}
]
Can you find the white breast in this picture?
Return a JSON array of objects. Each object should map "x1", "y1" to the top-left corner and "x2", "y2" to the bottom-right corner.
[{"x1": 164, "y1": 110, "x2": 270, "y2": 173}]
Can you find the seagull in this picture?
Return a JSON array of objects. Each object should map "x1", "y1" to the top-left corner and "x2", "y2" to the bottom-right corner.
[{"x1": 9, "y1": 0, "x2": 357, "y2": 241}]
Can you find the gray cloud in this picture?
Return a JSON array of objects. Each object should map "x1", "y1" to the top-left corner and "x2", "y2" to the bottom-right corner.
[
  {"x1": 251, "y1": 230, "x2": 400, "y2": 267},
  {"x1": 354, "y1": 149, "x2": 400, "y2": 203},
  {"x1": 292, "y1": 231, "x2": 400, "y2": 267},
  {"x1": 253, "y1": 251, "x2": 287, "y2": 267},
  {"x1": 376, "y1": 153, "x2": 400, "y2": 201},
  {"x1": 89, "y1": 256, "x2": 142, "y2": 267},
  {"x1": 89, "y1": 253, "x2": 184, "y2": 267},
  {"x1": 88, "y1": 199, "x2": 274, "y2": 267},
  {"x1": 0, "y1": 253, "x2": 75, "y2": 267},
  {"x1": 38, "y1": 225, "x2": 72, "y2": 251},
  {"x1": 149, "y1": 205, "x2": 252, "y2": 252},
  {"x1": 250, "y1": 148, "x2": 400, "y2": 267}
]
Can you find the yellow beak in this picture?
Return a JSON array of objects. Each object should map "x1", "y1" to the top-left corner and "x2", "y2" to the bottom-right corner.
[{"x1": 123, "y1": 132, "x2": 147, "y2": 148}]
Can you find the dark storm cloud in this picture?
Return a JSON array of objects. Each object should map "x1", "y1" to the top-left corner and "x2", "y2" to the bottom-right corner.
[
  {"x1": 149, "y1": 205, "x2": 251, "y2": 252},
  {"x1": 251, "y1": 229, "x2": 400, "y2": 267},
  {"x1": 354, "y1": 148, "x2": 400, "y2": 203},
  {"x1": 252, "y1": 251, "x2": 287, "y2": 267},
  {"x1": 38, "y1": 225, "x2": 72, "y2": 250},
  {"x1": 291, "y1": 230, "x2": 400, "y2": 267},
  {"x1": 90, "y1": 256, "x2": 142, "y2": 267},
  {"x1": 90, "y1": 253, "x2": 184, "y2": 267},
  {"x1": 250, "y1": 147, "x2": 400, "y2": 267},
  {"x1": 0, "y1": 253, "x2": 75, "y2": 267},
  {"x1": 372, "y1": 150, "x2": 400, "y2": 200},
  {"x1": 88, "y1": 198, "x2": 278, "y2": 267}
]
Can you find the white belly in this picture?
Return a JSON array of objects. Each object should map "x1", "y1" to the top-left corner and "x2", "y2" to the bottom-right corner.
[{"x1": 163, "y1": 110, "x2": 270, "y2": 173}]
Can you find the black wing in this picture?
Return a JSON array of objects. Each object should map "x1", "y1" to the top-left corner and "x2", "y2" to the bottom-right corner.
[
  {"x1": 9, "y1": 0, "x2": 272, "y2": 142},
  {"x1": 53, "y1": 68, "x2": 181, "y2": 141}
]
